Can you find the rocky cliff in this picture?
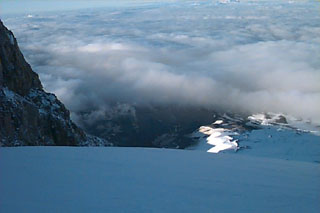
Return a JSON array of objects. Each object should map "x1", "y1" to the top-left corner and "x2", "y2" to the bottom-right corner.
[{"x1": 0, "y1": 20, "x2": 111, "y2": 146}]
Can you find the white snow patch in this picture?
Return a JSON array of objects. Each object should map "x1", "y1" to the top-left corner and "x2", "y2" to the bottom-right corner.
[
  {"x1": 213, "y1": 119, "x2": 223, "y2": 125},
  {"x1": 190, "y1": 125, "x2": 238, "y2": 153}
]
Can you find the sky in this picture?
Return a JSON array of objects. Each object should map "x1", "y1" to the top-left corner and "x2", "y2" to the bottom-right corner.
[{"x1": 1, "y1": 0, "x2": 320, "y2": 123}]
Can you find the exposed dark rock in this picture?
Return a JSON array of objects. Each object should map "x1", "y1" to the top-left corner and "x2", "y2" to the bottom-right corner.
[
  {"x1": 0, "y1": 20, "x2": 111, "y2": 147},
  {"x1": 0, "y1": 21, "x2": 42, "y2": 96},
  {"x1": 76, "y1": 104, "x2": 216, "y2": 148},
  {"x1": 274, "y1": 115, "x2": 288, "y2": 124}
]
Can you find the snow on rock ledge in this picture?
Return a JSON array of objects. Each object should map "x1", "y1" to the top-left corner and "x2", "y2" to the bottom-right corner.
[
  {"x1": 190, "y1": 120, "x2": 239, "y2": 153},
  {"x1": 248, "y1": 113, "x2": 320, "y2": 136}
]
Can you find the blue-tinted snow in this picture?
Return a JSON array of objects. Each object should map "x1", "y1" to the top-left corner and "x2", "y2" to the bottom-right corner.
[{"x1": 0, "y1": 146, "x2": 319, "y2": 212}]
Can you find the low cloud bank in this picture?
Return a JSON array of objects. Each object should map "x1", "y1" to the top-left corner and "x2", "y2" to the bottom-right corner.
[{"x1": 3, "y1": 0, "x2": 320, "y2": 122}]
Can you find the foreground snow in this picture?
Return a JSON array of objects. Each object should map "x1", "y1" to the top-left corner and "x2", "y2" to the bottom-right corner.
[{"x1": 1, "y1": 147, "x2": 319, "y2": 212}]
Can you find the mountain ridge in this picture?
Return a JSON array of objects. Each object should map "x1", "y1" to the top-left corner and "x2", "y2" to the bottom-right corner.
[{"x1": 0, "y1": 20, "x2": 111, "y2": 147}]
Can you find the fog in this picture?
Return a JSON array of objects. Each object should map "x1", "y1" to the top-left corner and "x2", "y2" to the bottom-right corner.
[{"x1": 2, "y1": 0, "x2": 320, "y2": 122}]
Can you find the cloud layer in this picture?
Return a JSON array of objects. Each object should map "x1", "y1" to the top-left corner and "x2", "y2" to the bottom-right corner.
[{"x1": 3, "y1": 0, "x2": 320, "y2": 122}]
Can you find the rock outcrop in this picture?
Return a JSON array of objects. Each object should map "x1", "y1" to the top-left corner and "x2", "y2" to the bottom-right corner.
[{"x1": 0, "y1": 20, "x2": 111, "y2": 146}]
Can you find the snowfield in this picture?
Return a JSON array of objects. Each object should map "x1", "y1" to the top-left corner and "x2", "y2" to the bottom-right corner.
[
  {"x1": 1, "y1": 147, "x2": 319, "y2": 213},
  {"x1": 189, "y1": 113, "x2": 320, "y2": 162}
]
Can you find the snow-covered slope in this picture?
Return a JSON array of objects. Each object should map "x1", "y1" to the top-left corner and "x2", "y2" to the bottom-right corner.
[
  {"x1": 0, "y1": 147, "x2": 319, "y2": 213},
  {"x1": 189, "y1": 113, "x2": 320, "y2": 163},
  {"x1": 236, "y1": 126, "x2": 320, "y2": 163}
]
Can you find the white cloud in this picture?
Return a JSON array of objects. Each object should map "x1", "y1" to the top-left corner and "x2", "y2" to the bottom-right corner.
[{"x1": 2, "y1": 0, "x2": 320, "y2": 122}]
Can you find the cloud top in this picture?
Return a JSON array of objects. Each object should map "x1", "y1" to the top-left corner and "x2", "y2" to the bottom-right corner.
[{"x1": 3, "y1": 0, "x2": 320, "y2": 122}]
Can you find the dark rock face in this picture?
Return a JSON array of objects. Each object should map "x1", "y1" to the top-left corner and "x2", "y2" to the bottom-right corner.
[
  {"x1": 0, "y1": 20, "x2": 111, "y2": 146},
  {"x1": 274, "y1": 115, "x2": 288, "y2": 124},
  {"x1": 0, "y1": 21, "x2": 42, "y2": 96},
  {"x1": 76, "y1": 105, "x2": 217, "y2": 149}
]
